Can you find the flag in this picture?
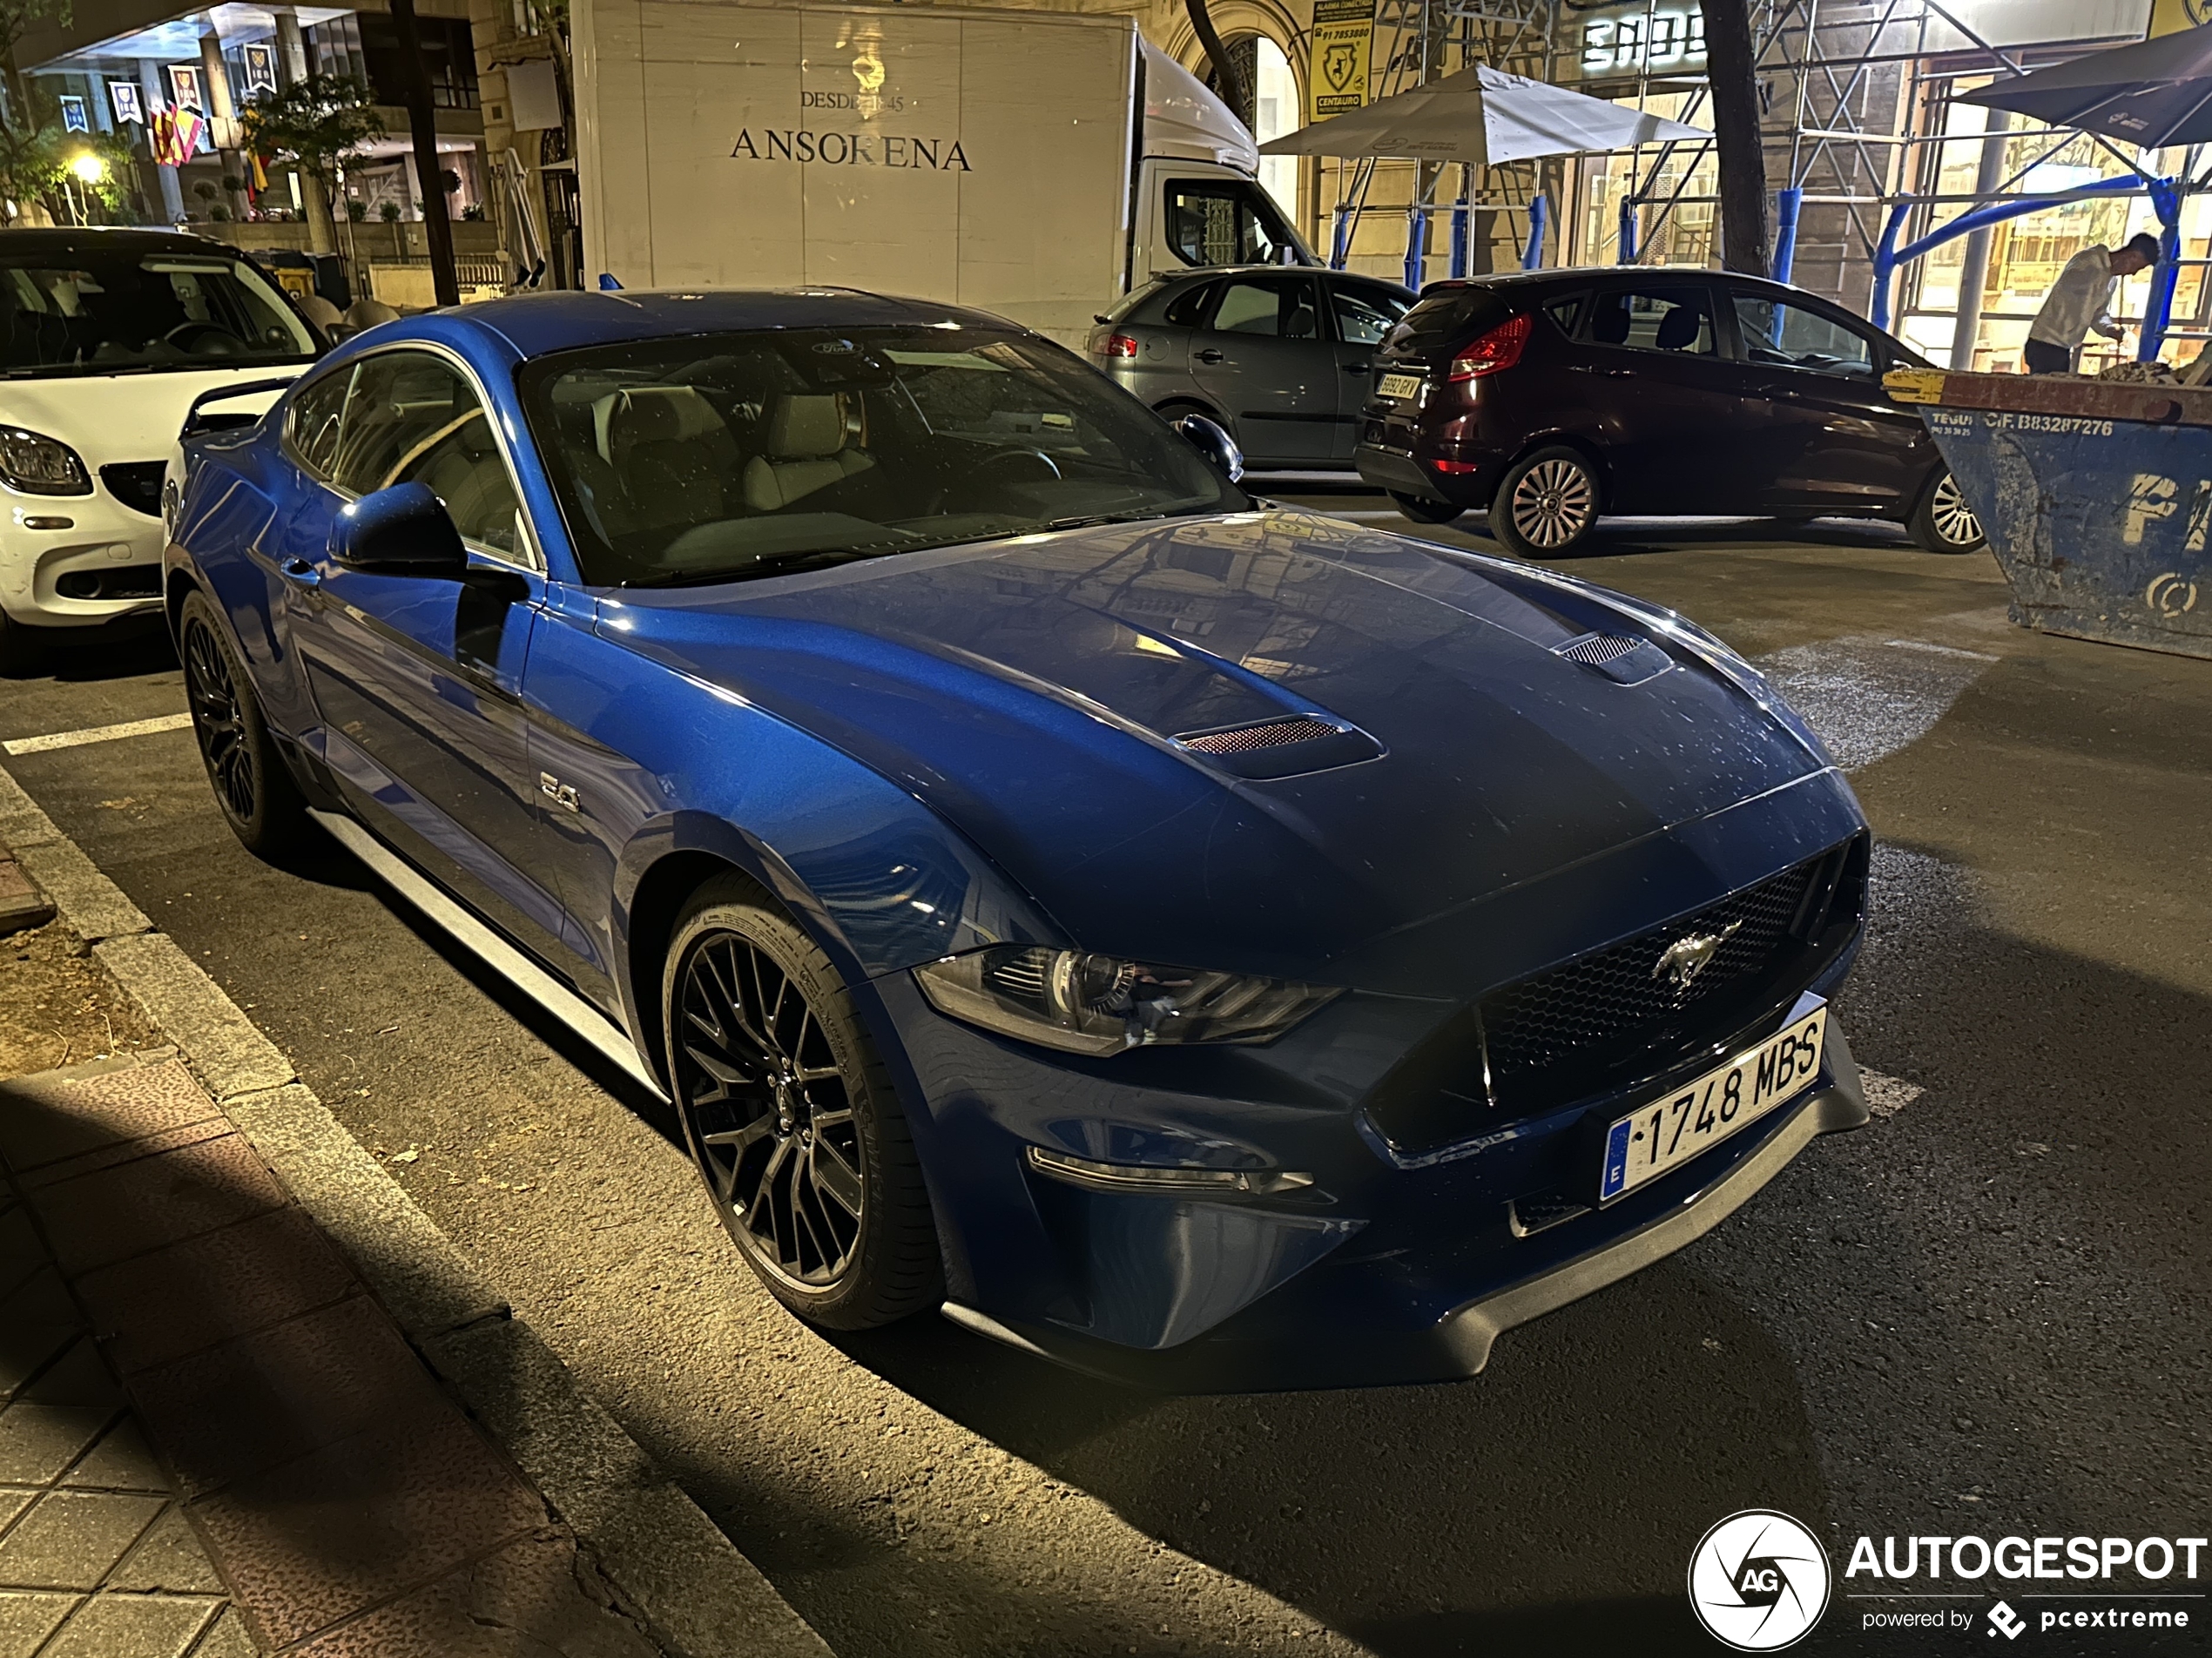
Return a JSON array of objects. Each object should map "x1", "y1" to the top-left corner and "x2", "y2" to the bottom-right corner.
[{"x1": 250, "y1": 151, "x2": 268, "y2": 192}]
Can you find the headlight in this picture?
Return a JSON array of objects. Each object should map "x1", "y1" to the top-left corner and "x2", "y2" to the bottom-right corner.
[
  {"x1": 914, "y1": 946, "x2": 1340, "y2": 1055},
  {"x1": 0, "y1": 428, "x2": 92, "y2": 495}
]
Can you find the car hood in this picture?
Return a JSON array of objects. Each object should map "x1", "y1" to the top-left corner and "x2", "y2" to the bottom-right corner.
[
  {"x1": 597, "y1": 511, "x2": 1851, "y2": 994},
  {"x1": 0, "y1": 366, "x2": 303, "y2": 468}
]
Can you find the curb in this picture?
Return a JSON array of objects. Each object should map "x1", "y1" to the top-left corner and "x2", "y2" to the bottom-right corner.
[{"x1": 0, "y1": 759, "x2": 834, "y2": 1658}]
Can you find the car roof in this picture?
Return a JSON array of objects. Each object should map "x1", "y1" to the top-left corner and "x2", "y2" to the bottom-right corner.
[
  {"x1": 444, "y1": 287, "x2": 1047, "y2": 359},
  {"x1": 0, "y1": 226, "x2": 250, "y2": 259},
  {"x1": 1146, "y1": 263, "x2": 1412, "y2": 291},
  {"x1": 1422, "y1": 266, "x2": 1846, "y2": 304}
]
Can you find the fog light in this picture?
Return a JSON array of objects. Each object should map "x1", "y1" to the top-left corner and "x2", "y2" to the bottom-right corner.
[{"x1": 1025, "y1": 1145, "x2": 1313, "y2": 1196}]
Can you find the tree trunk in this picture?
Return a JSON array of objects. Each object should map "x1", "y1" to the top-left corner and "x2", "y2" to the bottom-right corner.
[
  {"x1": 302, "y1": 171, "x2": 338, "y2": 255},
  {"x1": 390, "y1": 0, "x2": 461, "y2": 307},
  {"x1": 1697, "y1": 0, "x2": 1769, "y2": 279},
  {"x1": 1184, "y1": 0, "x2": 1249, "y2": 134}
]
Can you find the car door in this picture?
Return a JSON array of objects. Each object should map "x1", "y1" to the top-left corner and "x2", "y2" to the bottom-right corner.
[
  {"x1": 1325, "y1": 277, "x2": 1413, "y2": 462},
  {"x1": 1186, "y1": 275, "x2": 1337, "y2": 466},
  {"x1": 1573, "y1": 281, "x2": 1765, "y2": 513},
  {"x1": 1723, "y1": 288, "x2": 1922, "y2": 515},
  {"x1": 287, "y1": 346, "x2": 570, "y2": 967}
]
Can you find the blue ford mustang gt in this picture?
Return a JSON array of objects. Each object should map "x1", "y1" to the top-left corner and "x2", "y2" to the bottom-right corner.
[{"x1": 164, "y1": 290, "x2": 1871, "y2": 1390}]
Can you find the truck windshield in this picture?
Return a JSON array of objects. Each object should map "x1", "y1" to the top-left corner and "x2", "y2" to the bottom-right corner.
[
  {"x1": 1163, "y1": 179, "x2": 1306, "y2": 267},
  {"x1": 518, "y1": 327, "x2": 1248, "y2": 588},
  {"x1": 0, "y1": 252, "x2": 318, "y2": 376}
]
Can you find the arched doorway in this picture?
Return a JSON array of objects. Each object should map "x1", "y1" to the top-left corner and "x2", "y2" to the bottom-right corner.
[{"x1": 1252, "y1": 36, "x2": 1298, "y2": 221}]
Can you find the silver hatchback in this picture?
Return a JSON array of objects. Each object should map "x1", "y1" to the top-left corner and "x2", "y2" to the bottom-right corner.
[{"x1": 1087, "y1": 266, "x2": 1414, "y2": 471}]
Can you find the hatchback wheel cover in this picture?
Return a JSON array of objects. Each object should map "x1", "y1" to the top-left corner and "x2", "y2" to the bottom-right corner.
[
  {"x1": 1931, "y1": 474, "x2": 1982, "y2": 547},
  {"x1": 183, "y1": 619, "x2": 255, "y2": 824},
  {"x1": 1510, "y1": 459, "x2": 1595, "y2": 549},
  {"x1": 676, "y1": 933, "x2": 866, "y2": 1287}
]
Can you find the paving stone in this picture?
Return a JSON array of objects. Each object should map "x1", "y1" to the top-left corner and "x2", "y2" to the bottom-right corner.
[
  {"x1": 0, "y1": 1269, "x2": 77, "y2": 1331},
  {"x1": 59, "y1": 1420, "x2": 166, "y2": 1495},
  {"x1": 28, "y1": 1136, "x2": 286, "y2": 1276},
  {"x1": 0, "y1": 1210, "x2": 42, "y2": 1297},
  {"x1": 0, "y1": 1325, "x2": 76, "y2": 1403},
  {"x1": 185, "y1": 1607, "x2": 255, "y2": 1658},
  {"x1": 76, "y1": 1206, "x2": 360, "y2": 1378},
  {"x1": 128, "y1": 1298, "x2": 442, "y2": 1498},
  {"x1": 37, "y1": 1590, "x2": 220, "y2": 1657},
  {"x1": 105, "y1": 1507, "x2": 220, "y2": 1595},
  {"x1": 89, "y1": 936, "x2": 290, "y2": 1100},
  {"x1": 0, "y1": 1062, "x2": 223, "y2": 1178},
  {"x1": 0, "y1": 1405, "x2": 113, "y2": 1486},
  {"x1": 289, "y1": 1529, "x2": 659, "y2": 1658},
  {"x1": 190, "y1": 1405, "x2": 544, "y2": 1648},
  {"x1": 0, "y1": 1488, "x2": 33, "y2": 1533},
  {"x1": 0, "y1": 1590, "x2": 76, "y2": 1656},
  {"x1": 0, "y1": 1492, "x2": 164, "y2": 1590},
  {"x1": 22, "y1": 1342, "x2": 121, "y2": 1411},
  {"x1": 20, "y1": 1122, "x2": 238, "y2": 1195}
]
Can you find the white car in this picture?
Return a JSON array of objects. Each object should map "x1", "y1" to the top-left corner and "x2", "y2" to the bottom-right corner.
[{"x1": 0, "y1": 227, "x2": 321, "y2": 671}]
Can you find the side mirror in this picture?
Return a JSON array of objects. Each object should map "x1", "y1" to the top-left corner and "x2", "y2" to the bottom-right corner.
[
  {"x1": 1174, "y1": 413, "x2": 1244, "y2": 484},
  {"x1": 329, "y1": 482, "x2": 468, "y2": 575}
]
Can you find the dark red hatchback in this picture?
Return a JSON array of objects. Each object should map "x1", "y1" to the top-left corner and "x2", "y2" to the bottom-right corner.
[{"x1": 1354, "y1": 267, "x2": 1984, "y2": 558}]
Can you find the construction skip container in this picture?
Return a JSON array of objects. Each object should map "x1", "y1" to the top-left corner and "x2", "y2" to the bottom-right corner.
[
  {"x1": 1888, "y1": 367, "x2": 2212, "y2": 660},
  {"x1": 572, "y1": 0, "x2": 1310, "y2": 343}
]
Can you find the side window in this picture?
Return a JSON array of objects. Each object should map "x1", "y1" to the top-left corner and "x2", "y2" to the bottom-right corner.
[
  {"x1": 287, "y1": 366, "x2": 353, "y2": 481},
  {"x1": 1164, "y1": 180, "x2": 1299, "y2": 267},
  {"x1": 1586, "y1": 286, "x2": 1716, "y2": 355},
  {"x1": 1732, "y1": 294, "x2": 1875, "y2": 376},
  {"x1": 1331, "y1": 282, "x2": 1411, "y2": 346},
  {"x1": 334, "y1": 351, "x2": 524, "y2": 559},
  {"x1": 1162, "y1": 281, "x2": 1216, "y2": 328},
  {"x1": 1206, "y1": 279, "x2": 1321, "y2": 340}
]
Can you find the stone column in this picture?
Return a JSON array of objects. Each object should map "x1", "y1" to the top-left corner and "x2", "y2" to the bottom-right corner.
[
  {"x1": 198, "y1": 24, "x2": 244, "y2": 219},
  {"x1": 138, "y1": 59, "x2": 185, "y2": 223}
]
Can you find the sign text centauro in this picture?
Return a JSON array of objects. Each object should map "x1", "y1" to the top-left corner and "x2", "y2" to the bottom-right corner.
[
  {"x1": 1845, "y1": 1535, "x2": 2207, "y2": 1581},
  {"x1": 731, "y1": 129, "x2": 972, "y2": 169}
]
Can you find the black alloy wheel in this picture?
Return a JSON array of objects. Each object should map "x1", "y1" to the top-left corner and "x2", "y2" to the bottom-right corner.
[
  {"x1": 664, "y1": 878, "x2": 940, "y2": 1328},
  {"x1": 178, "y1": 590, "x2": 306, "y2": 857},
  {"x1": 1909, "y1": 469, "x2": 1986, "y2": 555},
  {"x1": 1491, "y1": 445, "x2": 1601, "y2": 558}
]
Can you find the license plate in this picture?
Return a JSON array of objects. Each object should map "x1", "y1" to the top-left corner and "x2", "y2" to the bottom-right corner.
[
  {"x1": 1378, "y1": 372, "x2": 1425, "y2": 401},
  {"x1": 1599, "y1": 1006, "x2": 1827, "y2": 1203}
]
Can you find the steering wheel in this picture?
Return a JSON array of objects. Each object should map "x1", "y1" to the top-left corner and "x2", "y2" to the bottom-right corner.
[
  {"x1": 973, "y1": 446, "x2": 1062, "y2": 483},
  {"x1": 164, "y1": 321, "x2": 243, "y2": 354}
]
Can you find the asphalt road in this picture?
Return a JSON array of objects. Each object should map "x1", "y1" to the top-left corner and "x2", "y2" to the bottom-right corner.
[{"x1": 3, "y1": 496, "x2": 2204, "y2": 1656}]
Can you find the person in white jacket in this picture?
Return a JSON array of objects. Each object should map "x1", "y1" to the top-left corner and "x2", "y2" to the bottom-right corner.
[{"x1": 2023, "y1": 233, "x2": 2159, "y2": 374}]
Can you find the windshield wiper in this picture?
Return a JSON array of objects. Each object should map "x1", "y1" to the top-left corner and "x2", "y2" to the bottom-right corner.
[
  {"x1": 1042, "y1": 505, "x2": 1214, "y2": 533},
  {"x1": 625, "y1": 543, "x2": 907, "y2": 589}
]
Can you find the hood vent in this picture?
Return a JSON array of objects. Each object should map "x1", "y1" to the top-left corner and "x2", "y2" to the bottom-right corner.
[
  {"x1": 1554, "y1": 630, "x2": 1674, "y2": 686},
  {"x1": 1177, "y1": 717, "x2": 1339, "y2": 755},
  {"x1": 1172, "y1": 715, "x2": 1383, "y2": 780}
]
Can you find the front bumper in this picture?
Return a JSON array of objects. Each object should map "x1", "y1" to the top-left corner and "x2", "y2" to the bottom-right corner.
[{"x1": 0, "y1": 487, "x2": 167, "y2": 629}]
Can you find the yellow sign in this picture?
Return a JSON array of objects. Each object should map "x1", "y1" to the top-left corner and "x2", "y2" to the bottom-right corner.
[
  {"x1": 1306, "y1": 0, "x2": 1373, "y2": 122},
  {"x1": 1882, "y1": 367, "x2": 1947, "y2": 405},
  {"x1": 2150, "y1": 0, "x2": 2212, "y2": 35}
]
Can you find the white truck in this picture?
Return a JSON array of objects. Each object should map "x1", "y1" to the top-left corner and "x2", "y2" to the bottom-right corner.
[{"x1": 574, "y1": 0, "x2": 1312, "y2": 341}]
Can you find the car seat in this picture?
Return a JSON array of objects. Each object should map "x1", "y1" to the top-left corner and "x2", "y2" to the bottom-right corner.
[
  {"x1": 1589, "y1": 295, "x2": 1631, "y2": 345},
  {"x1": 593, "y1": 385, "x2": 741, "y2": 532},
  {"x1": 742, "y1": 394, "x2": 875, "y2": 511},
  {"x1": 1655, "y1": 304, "x2": 1704, "y2": 352}
]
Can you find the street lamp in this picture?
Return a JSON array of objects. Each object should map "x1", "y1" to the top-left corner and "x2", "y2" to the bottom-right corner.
[{"x1": 68, "y1": 153, "x2": 105, "y2": 185}]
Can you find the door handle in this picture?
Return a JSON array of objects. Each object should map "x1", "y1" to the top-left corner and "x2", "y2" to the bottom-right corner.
[
  {"x1": 1343, "y1": 361, "x2": 1371, "y2": 374},
  {"x1": 279, "y1": 556, "x2": 321, "y2": 588},
  {"x1": 1195, "y1": 347, "x2": 1226, "y2": 365}
]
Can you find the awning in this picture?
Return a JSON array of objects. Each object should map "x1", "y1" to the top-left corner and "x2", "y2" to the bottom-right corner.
[{"x1": 1959, "y1": 24, "x2": 2212, "y2": 151}]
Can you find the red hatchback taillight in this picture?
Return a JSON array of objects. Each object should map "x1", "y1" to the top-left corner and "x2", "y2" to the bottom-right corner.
[
  {"x1": 1101, "y1": 333, "x2": 1139, "y2": 360},
  {"x1": 1447, "y1": 313, "x2": 1533, "y2": 381}
]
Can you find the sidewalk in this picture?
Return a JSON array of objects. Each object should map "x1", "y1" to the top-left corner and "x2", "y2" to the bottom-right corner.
[{"x1": 0, "y1": 783, "x2": 834, "y2": 1658}]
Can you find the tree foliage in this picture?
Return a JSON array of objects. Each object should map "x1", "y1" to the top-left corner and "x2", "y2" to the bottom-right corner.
[
  {"x1": 0, "y1": 0, "x2": 76, "y2": 216},
  {"x1": 242, "y1": 73, "x2": 383, "y2": 182}
]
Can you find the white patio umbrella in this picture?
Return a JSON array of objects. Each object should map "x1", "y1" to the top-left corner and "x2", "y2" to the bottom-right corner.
[{"x1": 1258, "y1": 64, "x2": 1710, "y2": 164}]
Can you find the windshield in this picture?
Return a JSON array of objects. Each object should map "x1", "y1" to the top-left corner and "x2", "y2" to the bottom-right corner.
[
  {"x1": 518, "y1": 326, "x2": 1248, "y2": 588},
  {"x1": 0, "y1": 250, "x2": 319, "y2": 376}
]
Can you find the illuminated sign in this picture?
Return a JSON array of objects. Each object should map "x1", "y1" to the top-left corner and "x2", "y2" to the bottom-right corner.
[{"x1": 1579, "y1": 3, "x2": 1708, "y2": 77}]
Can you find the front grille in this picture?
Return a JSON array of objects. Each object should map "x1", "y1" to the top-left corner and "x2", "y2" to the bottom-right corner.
[
  {"x1": 1177, "y1": 717, "x2": 1338, "y2": 755},
  {"x1": 1366, "y1": 835, "x2": 1867, "y2": 1152},
  {"x1": 1555, "y1": 632, "x2": 1640, "y2": 666},
  {"x1": 100, "y1": 462, "x2": 165, "y2": 518}
]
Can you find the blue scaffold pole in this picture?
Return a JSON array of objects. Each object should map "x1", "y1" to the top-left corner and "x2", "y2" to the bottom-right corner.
[
  {"x1": 1772, "y1": 187, "x2": 1803, "y2": 285},
  {"x1": 1522, "y1": 194, "x2": 1548, "y2": 271}
]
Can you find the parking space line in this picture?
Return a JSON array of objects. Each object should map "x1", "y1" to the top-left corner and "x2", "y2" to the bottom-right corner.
[{"x1": 3, "y1": 712, "x2": 193, "y2": 756}]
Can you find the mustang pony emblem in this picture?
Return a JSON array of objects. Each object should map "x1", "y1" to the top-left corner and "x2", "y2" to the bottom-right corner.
[{"x1": 1652, "y1": 920, "x2": 1743, "y2": 992}]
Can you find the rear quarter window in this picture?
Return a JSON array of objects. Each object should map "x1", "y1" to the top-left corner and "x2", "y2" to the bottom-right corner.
[{"x1": 1388, "y1": 286, "x2": 1514, "y2": 354}]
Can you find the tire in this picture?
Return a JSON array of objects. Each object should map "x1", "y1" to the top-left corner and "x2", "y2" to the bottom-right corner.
[
  {"x1": 1390, "y1": 491, "x2": 1465, "y2": 526},
  {"x1": 1909, "y1": 469, "x2": 1986, "y2": 555},
  {"x1": 662, "y1": 875, "x2": 941, "y2": 1330},
  {"x1": 1490, "y1": 445, "x2": 1602, "y2": 558},
  {"x1": 179, "y1": 591, "x2": 307, "y2": 859},
  {"x1": 0, "y1": 610, "x2": 43, "y2": 677}
]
